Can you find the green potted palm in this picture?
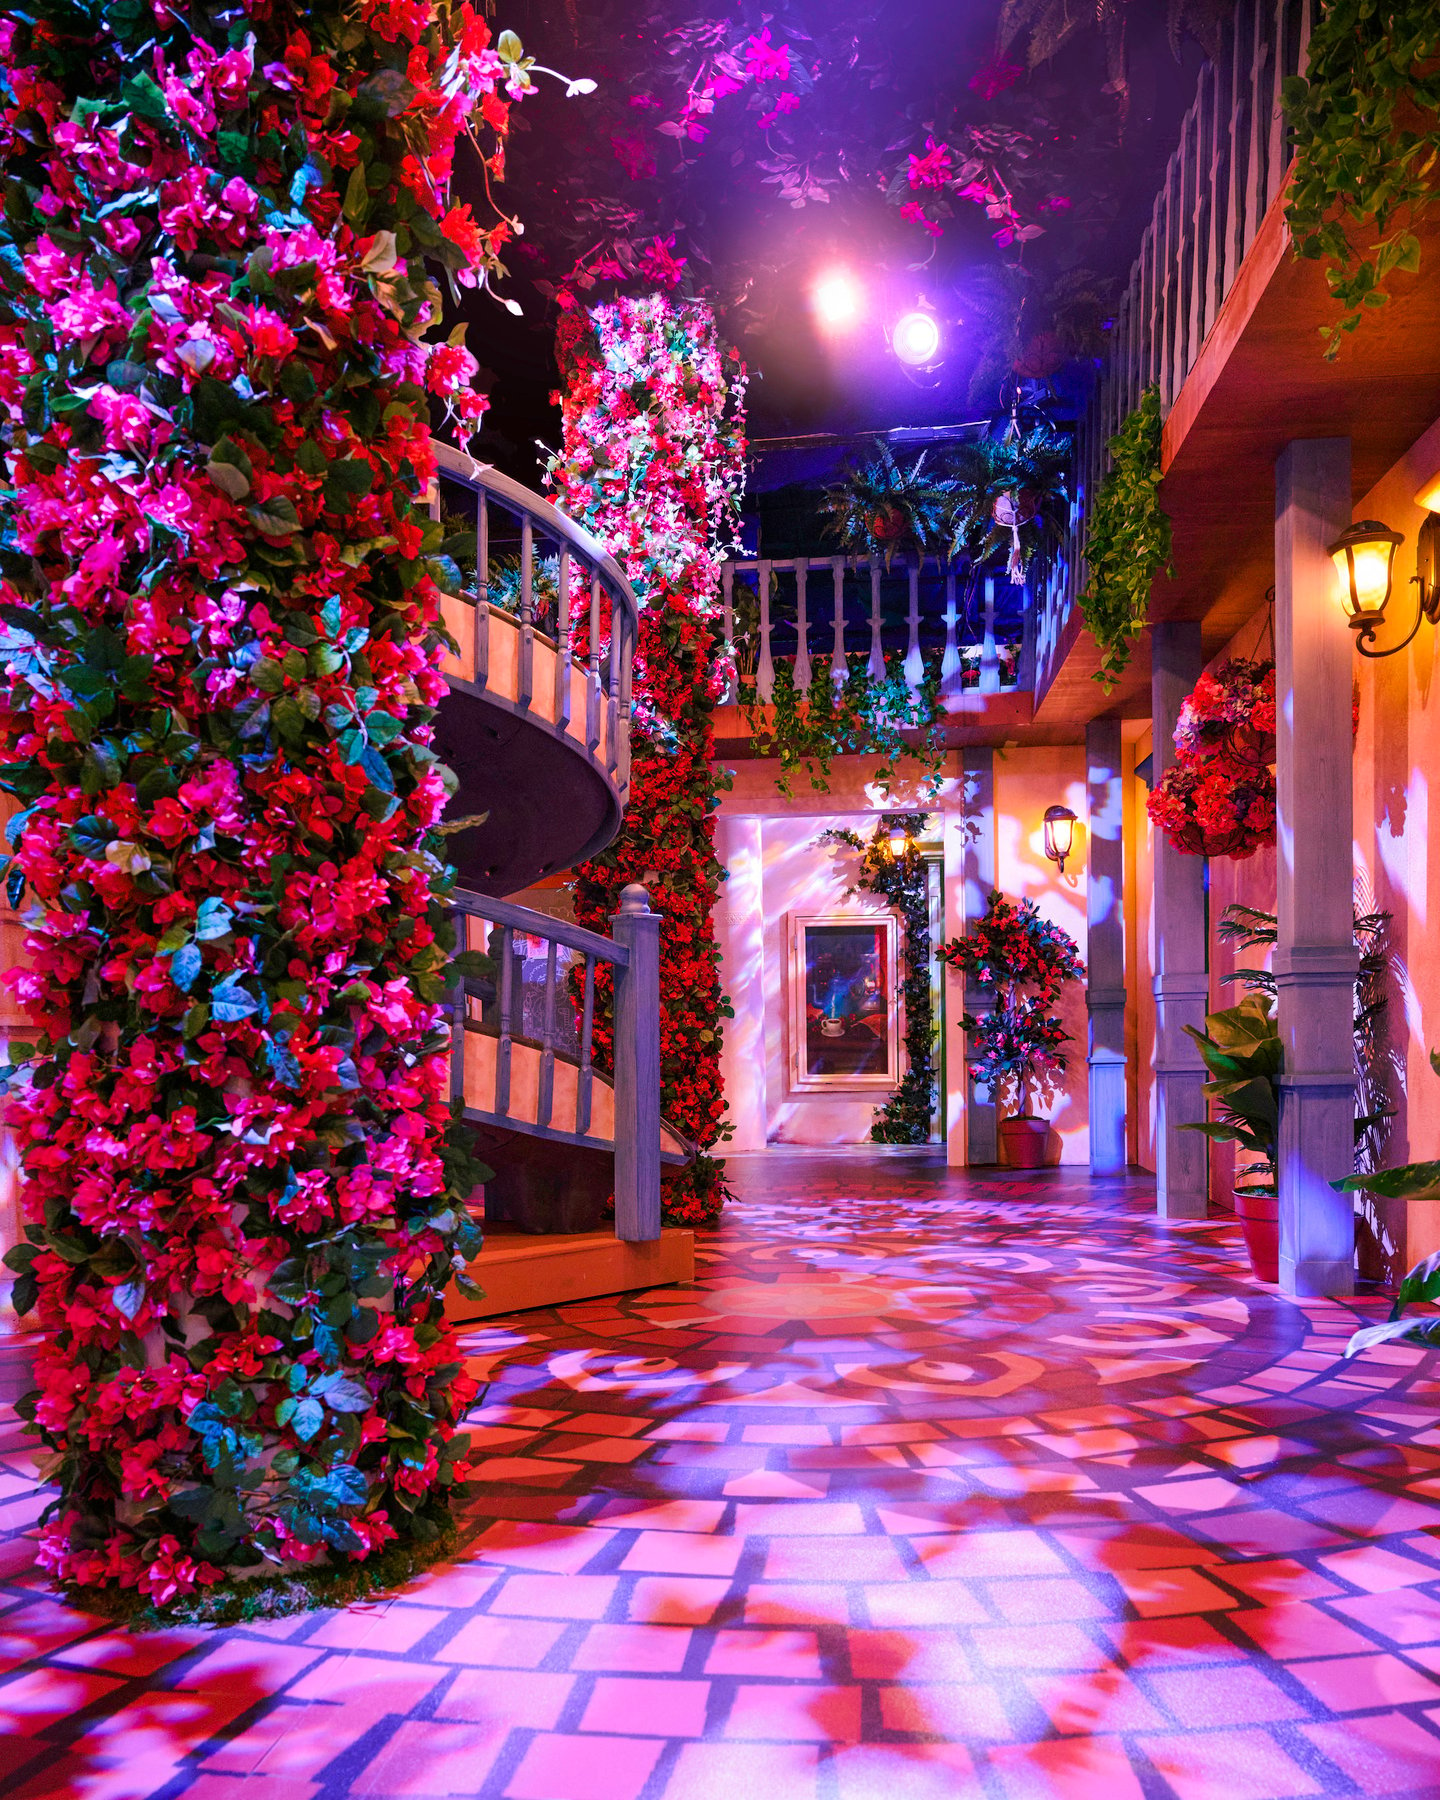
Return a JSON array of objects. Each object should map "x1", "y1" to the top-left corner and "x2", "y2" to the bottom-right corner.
[{"x1": 1182, "y1": 994, "x2": 1281, "y2": 1281}]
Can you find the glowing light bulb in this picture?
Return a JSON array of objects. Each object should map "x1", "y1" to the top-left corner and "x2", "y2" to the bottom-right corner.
[
  {"x1": 812, "y1": 270, "x2": 863, "y2": 332},
  {"x1": 893, "y1": 309, "x2": 941, "y2": 366}
]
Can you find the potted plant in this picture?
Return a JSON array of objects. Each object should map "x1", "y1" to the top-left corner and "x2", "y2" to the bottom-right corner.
[
  {"x1": 1182, "y1": 994, "x2": 1282, "y2": 1281},
  {"x1": 820, "y1": 442, "x2": 954, "y2": 569},
  {"x1": 942, "y1": 892, "x2": 1084, "y2": 1168},
  {"x1": 1147, "y1": 658, "x2": 1278, "y2": 861}
]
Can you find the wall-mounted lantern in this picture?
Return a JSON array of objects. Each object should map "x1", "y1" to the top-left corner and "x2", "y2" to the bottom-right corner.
[
  {"x1": 1042, "y1": 804, "x2": 1077, "y2": 875},
  {"x1": 1328, "y1": 518, "x2": 1434, "y2": 658},
  {"x1": 885, "y1": 821, "x2": 912, "y2": 860}
]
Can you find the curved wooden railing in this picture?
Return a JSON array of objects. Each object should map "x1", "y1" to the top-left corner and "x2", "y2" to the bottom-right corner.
[
  {"x1": 432, "y1": 442, "x2": 640, "y2": 799},
  {"x1": 450, "y1": 884, "x2": 686, "y2": 1244}
]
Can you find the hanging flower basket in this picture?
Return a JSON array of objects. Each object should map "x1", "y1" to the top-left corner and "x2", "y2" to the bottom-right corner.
[{"x1": 1148, "y1": 658, "x2": 1277, "y2": 861}]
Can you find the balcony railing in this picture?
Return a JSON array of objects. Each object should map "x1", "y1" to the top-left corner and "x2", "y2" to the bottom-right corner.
[
  {"x1": 450, "y1": 885, "x2": 684, "y2": 1243},
  {"x1": 720, "y1": 555, "x2": 1034, "y2": 705},
  {"x1": 1035, "y1": 0, "x2": 1314, "y2": 696},
  {"x1": 432, "y1": 442, "x2": 640, "y2": 801}
]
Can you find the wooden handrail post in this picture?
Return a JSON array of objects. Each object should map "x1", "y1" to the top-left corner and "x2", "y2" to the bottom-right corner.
[{"x1": 610, "y1": 883, "x2": 661, "y2": 1242}]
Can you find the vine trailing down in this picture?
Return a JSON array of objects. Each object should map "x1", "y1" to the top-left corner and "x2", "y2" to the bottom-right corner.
[
  {"x1": 548, "y1": 294, "x2": 747, "y2": 1229},
  {"x1": 818, "y1": 817, "x2": 937, "y2": 1145},
  {"x1": 0, "y1": 2, "x2": 556, "y2": 1605},
  {"x1": 1079, "y1": 385, "x2": 1172, "y2": 689}
]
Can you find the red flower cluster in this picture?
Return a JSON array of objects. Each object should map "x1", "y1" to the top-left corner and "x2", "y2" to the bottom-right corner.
[
  {"x1": 1148, "y1": 658, "x2": 1277, "y2": 860},
  {"x1": 942, "y1": 892, "x2": 1083, "y2": 1116},
  {"x1": 549, "y1": 297, "x2": 746, "y2": 1227},
  {"x1": 0, "y1": 0, "x2": 532, "y2": 1597}
]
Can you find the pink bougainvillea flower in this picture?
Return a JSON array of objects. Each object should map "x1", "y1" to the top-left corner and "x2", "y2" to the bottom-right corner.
[
  {"x1": 900, "y1": 199, "x2": 943, "y2": 238},
  {"x1": 969, "y1": 57, "x2": 1023, "y2": 100},
  {"x1": 907, "y1": 136, "x2": 954, "y2": 190},
  {"x1": 756, "y1": 90, "x2": 798, "y2": 129},
  {"x1": 637, "y1": 234, "x2": 687, "y2": 288},
  {"x1": 743, "y1": 26, "x2": 791, "y2": 82},
  {"x1": 610, "y1": 131, "x2": 656, "y2": 179}
]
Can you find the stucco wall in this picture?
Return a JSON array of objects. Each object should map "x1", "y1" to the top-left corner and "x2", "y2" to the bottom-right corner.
[{"x1": 716, "y1": 746, "x2": 1094, "y2": 1159}]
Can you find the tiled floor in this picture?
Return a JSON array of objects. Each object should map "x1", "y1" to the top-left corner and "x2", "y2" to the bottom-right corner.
[{"x1": 3, "y1": 1153, "x2": 1440, "y2": 1798}]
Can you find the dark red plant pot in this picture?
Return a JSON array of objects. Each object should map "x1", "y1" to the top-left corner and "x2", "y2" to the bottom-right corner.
[
  {"x1": 1233, "y1": 1186, "x2": 1280, "y2": 1283},
  {"x1": 999, "y1": 1115, "x2": 1049, "y2": 1169}
]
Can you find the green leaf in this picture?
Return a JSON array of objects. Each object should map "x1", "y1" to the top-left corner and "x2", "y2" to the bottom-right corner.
[
  {"x1": 170, "y1": 943, "x2": 203, "y2": 992},
  {"x1": 343, "y1": 160, "x2": 370, "y2": 225},
  {"x1": 248, "y1": 496, "x2": 301, "y2": 538},
  {"x1": 1334, "y1": 1160, "x2": 1440, "y2": 1199},
  {"x1": 292, "y1": 1396, "x2": 324, "y2": 1442},
  {"x1": 194, "y1": 898, "x2": 233, "y2": 941}
]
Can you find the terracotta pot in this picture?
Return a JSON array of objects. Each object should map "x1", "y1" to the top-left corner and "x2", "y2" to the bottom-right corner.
[
  {"x1": 1233, "y1": 1185, "x2": 1279, "y2": 1283},
  {"x1": 999, "y1": 1115, "x2": 1049, "y2": 1169}
]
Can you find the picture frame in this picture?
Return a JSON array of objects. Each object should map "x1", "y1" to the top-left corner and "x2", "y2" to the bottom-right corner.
[{"x1": 788, "y1": 912, "x2": 901, "y2": 1092}]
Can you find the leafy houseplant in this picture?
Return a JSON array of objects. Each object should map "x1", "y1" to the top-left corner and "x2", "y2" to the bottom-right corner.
[
  {"x1": 944, "y1": 423, "x2": 1071, "y2": 586},
  {"x1": 1182, "y1": 995, "x2": 1282, "y2": 1281},
  {"x1": 1079, "y1": 386, "x2": 1173, "y2": 688},
  {"x1": 942, "y1": 892, "x2": 1083, "y2": 1167},
  {"x1": 820, "y1": 443, "x2": 954, "y2": 568},
  {"x1": 819, "y1": 816, "x2": 937, "y2": 1144},
  {"x1": 1340, "y1": 1049, "x2": 1440, "y2": 1356}
]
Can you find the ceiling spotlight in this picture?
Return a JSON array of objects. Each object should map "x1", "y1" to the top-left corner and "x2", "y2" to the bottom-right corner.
[
  {"x1": 893, "y1": 309, "x2": 941, "y2": 367},
  {"x1": 812, "y1": 270, "x2": 863, "y2": 332}
]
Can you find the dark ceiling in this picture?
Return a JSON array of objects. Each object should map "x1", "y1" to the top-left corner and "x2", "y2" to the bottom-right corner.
[{"x1": 454, "y1": 2, "x2": 1209, "y2": 488}]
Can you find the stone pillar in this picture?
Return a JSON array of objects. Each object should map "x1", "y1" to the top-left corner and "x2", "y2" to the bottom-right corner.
[
  {"x1": 714, "y1": 815, "x2": 768, "y2": 1151},
  {"x1": 1086, "y1": 718, "x2": 1127, "y2": 1173},
  {"x1": 961, "y1": 746, "x2": 998, "y2": 1164},
  {"x1": 1275, "y1": 439, "x2": 1357, "y2": 1296},
  {"x1": 1151, "y1": 621, "x2": 1210, "y2": 1218}
]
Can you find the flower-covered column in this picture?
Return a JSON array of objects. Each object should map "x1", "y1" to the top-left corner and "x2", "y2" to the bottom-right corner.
[
  {"x1": 0, "y1": 4, "x2": 538, "y2": 1603},
  {"x1": 549, "y1": 296, "x2": 746, "y2": 1226}
]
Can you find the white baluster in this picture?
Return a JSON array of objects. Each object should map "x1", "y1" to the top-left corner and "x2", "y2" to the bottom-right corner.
[
  {"x1": 902, "y1": 558, "x2": 924, "y2": 693},
  {"x1": 792, "y1": 557, "x2": 812, "y2": 695},
  {"x1": 979, "y1": 576, "x2": 999, "y2": 694},
  {"x1": 940, "y1": 568, "x2": 961, "y2": 696},
  {"x1": 830, "y1": 557, "x2": 847, "y2": 691},
  {"x1": 867, "y1": 559, "x2": 885, "y2": 683},
  {"x1": 756, "y1": 558, "x2": 775, "y2": 704}
]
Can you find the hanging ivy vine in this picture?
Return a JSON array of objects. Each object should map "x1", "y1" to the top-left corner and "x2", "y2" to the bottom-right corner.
[
  {"x1": 817, "y1": 816, "x2": 937, "y2": 1144},
  {"x1": 1079, "y1": 385, "x2": 1173, "y2": 688},
  {"x1": 740, "y1": 658, "x2": 946, "y2": 799},
  {"x1": 1284, "y1": 4, "x2": 1440, "y2": 358}
]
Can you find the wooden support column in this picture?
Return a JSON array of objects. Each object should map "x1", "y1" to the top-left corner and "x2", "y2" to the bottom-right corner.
[
  {"x1": 1086, "y1": 718, "x2": 1127, "y2": 1174},
  {"x1": 1275, "y1": 439, "x2": 1357, "y2": 1296},
  {"x1": 961, "y1": 746, "x2": 998, "y2": 1165},
  {"x1": 611, "y1": 884, "x2": 661, "y2": 1242},
  {"x1": 1151, "y1": 621, "x2": 1210, "y2": 1217}
]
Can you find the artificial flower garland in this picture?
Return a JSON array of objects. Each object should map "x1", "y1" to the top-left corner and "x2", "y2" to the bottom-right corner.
[
  {"x1": 548, "y1": 294, "x2": 746, "y2": 1228},
  {"x1": 1147, "y1": 659, "x2": 1277, "y2": 860},
  {"x1": 0, "y1": 0, "x2": 547, "y2": 1602},
  {"x1": 943, "y1": 892, "x2": 1083, "y2": 1118}
]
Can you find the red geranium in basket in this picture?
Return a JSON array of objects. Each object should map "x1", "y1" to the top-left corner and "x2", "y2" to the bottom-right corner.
[{"x1": 1148, "y1": 658, "x2": 1276, "y2": 860}]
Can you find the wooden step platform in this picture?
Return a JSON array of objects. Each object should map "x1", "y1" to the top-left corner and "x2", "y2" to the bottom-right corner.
[{"x1": 445, "y1": 1225, "x2": 695, "y2": 1321}]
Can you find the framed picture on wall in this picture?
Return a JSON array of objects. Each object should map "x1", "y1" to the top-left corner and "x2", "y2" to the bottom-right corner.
[{"x1": 789, "y1": 913, "x2": 901, "y2": 1092}]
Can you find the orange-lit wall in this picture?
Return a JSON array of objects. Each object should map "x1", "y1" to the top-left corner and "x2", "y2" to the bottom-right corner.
[{"x1": 992, "y1": 745, "x2": 1090, "y2": 1162}]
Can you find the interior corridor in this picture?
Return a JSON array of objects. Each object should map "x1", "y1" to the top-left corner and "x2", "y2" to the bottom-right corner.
[{"x1": 3, "y1": 1155, "x2": 1440, "y2": 1799}]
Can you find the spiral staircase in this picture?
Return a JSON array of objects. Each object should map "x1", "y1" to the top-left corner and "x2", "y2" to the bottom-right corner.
[{"x1": 431, "y1": 445, "x2": 693, "y2": 1318}]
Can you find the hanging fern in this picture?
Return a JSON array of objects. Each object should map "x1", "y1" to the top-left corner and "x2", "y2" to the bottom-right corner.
[
  {"x1": 943, "y1": 424, "x2": 1071, "y2": 584},
  {"x1": 820, "y1": 443, "x2": 954, "y2": 568},
  {"x1": 1079, "y1": 385, "x2": 1173, "y2": 688}
]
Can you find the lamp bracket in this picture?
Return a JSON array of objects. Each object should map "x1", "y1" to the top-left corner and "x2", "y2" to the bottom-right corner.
[{"x1": 1354, "y1": 512, "x2": 1440, "y2": 659}]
